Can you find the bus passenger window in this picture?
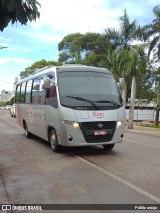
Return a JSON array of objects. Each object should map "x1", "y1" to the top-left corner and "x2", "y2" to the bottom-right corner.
[
  {"x1": 47, "y1": 86, "x2": 57, "y2": 98},
  {"x1": 15, "y1": 84, "x2": 21, "y2": 103},
  {"x1": 39, "y1": 78, "x2": 46, "y2": 105},
  {"x1": 26, "y1": 80, "x2": 32, "y2": 104},
  {"x1": 19, "y1": 82, "x2": 26, "y2": 103},
  {"x1": 32, "y1": 78, "x2": 40, "y2": 104}
]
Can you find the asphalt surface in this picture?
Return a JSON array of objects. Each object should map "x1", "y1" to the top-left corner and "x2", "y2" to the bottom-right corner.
[{"x1": 0, "y1": 109, "x2": 160, "y2": 213}]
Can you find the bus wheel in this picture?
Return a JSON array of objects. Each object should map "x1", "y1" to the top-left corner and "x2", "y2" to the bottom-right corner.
[
  {"x1": 103, "y1": 144, "x2": 115, "y2": 150},
  {"x1": 49, "y1": 130, "x2": 60, "y2": 152},
  {"x1": 24, "y1": 122, "x2": 31, "y2": 138}
]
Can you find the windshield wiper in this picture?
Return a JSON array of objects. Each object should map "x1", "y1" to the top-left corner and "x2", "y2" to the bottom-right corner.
[
  {"x1": 94, "y1": 100, "x2": 121, "y2": 107},
  {"x1": 66, "y1": 96, "x2": 99, "y2": 108}
]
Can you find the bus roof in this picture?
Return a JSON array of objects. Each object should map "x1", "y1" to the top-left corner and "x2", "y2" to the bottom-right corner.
[
  {"x1": 58, "y1": 64, "x2": 111, "y2": 74},
  {"x1": 16, "y1": 64, "x2": 111, "y2": 84}
]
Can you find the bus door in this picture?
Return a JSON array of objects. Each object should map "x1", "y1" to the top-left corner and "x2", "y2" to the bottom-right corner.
[{"x1": 31, "y1": 78, "x2": 48, "y2": 140}]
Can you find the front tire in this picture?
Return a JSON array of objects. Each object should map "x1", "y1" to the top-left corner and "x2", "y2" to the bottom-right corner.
[
  {"x1": 103, "y1": 144, "x2": 115, "y2": 150},
  {"x1": 49, "y1": 129, "x2": 60, "y2": 152},
  {"x1": 24, "y1": 122, "x2": 31, "y2": 138}
]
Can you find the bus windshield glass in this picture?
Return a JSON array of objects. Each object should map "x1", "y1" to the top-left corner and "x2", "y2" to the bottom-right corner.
[{"x1": 58, "y1": 71, "x2": 123, "y2": 110}]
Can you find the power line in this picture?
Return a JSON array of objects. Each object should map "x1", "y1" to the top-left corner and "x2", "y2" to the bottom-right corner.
[
  {"x1": 0, "y1": 80, "x2": 14, "y2": 84},
  {"x1": 0, "y1": 46, "x2": 8, "y2": 49}
]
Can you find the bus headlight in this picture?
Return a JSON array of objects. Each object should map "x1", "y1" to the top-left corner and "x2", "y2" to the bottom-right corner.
[
  {"x1": 117, "y1": 119, "x2": 125, "y2": 128},
  {"x1": 62, "y1": 120, "x2": 80, "y2": 129}
]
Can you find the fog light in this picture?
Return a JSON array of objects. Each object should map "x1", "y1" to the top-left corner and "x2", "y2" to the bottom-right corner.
[
  {"x1": 117, "y1": 121, "x2": 122, "y2": 127},
  {"x1": 117, "y1": 119, "x2": 125, "y2": 128},
  {"x1": 73, "y1": 122, "x2": 79, "y2": 128}
]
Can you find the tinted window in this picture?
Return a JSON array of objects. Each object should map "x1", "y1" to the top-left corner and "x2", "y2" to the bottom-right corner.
[
  {"x1": 26, "y1": 80, "x2": 32, "y2": 104},
  {"x1": 19, "y1": 82, "x2": 26, "y2": 103},
  {"x1": 59, "y1": 71, "x2": 119, "y2": 96},
  {"x1": 58, "y1": 71, "x2": 122, "y2": 110},
  {"x1": 32, "y1": 78, "x2": 40, "y2": 104},
  {"x1": 15, "y1": 84, "x2": 21, "y2": 103},
  {"x1": 38, "y1": 76, "x2": 46, "y2": 105}
]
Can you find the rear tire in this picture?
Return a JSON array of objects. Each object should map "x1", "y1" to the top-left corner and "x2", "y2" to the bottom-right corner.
[
  {"x1": 24, "y1": 122, "x2": 31, "y2": 138},
  {"x1": 49, "y1": 129, "x2": 60, "y2": 152},
  {"x1": 103, "y1": 144, "x2": 115, "y2": 150}
]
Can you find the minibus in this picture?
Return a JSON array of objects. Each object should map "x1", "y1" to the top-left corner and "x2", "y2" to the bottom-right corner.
[{"x1": 15, "y1": 64, "x2": 125, "y2": 152}]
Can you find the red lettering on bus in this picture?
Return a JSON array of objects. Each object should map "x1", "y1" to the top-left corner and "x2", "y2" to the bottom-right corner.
[{"x1": 93, "y1": 111, "x2": 104, "y2": 118}]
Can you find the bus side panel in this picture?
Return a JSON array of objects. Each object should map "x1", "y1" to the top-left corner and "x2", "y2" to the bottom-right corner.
[
  {"x1": 31, "y1": 104, "x2": 48, "y2": 141},
  {"x1": 16, "y1": 104, "x2": 23, "y2": 128},
  {"x1": 45, "y1": 105, "x2": 61, "y2": 143}
]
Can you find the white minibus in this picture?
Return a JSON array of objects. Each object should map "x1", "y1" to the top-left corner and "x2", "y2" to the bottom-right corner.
[{"x1": 15, "y1": 64, "x2": 125, "y2": 152}]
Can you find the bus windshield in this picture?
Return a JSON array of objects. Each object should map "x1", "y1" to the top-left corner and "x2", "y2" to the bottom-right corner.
[{"x1": 58, "y1": 71, "x2": 123, "y2": 110}]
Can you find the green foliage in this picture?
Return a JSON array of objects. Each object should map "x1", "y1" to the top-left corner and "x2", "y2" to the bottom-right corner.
[
  {"x1": 58, "y1": 33, "x2": 83, "y2": 63},
  {"x1": 0, "y1": 0, "x2": 41, "y2": 31},
  {"x1": 19, "y1": 59, "x2": 62, "y2": 78},
  {"x1": 58, "y1": 32, "x2": 110, "y2": 66},
  {"x1": 0, "y1": 102, "x2": 6, "y2": 106},
  {"x1": 9, "y1": 96, "x2": 15, "y2": 105}
]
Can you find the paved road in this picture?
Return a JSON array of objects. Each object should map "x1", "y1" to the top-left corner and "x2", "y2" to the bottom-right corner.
[{"x1": 0, "y1": 109, "x2": 160, "y2": 213}]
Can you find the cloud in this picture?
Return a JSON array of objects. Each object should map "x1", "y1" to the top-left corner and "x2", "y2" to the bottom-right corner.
[
  {"x1": 21, "y1": 31, "x2": 65, "y2": 43},
  {"x1": 31, "y1": 0, "x2": 120, "y2": 33},
  {"x1": 0, "y1": 58, "x2": 33, "y2": 64},
  {"x1": 0, "y1": 36, "x2": 12, "y2": 42},
  {"x1": 29, "y1": 0, "x2": 160, "y2": 35},
  {"x1": 49, "y1": 55, "x2": 59, "y2": 60}
]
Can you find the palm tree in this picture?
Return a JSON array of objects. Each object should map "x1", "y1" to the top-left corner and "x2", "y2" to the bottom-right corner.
[
  {"x1": 141, "y1": 5, "x2": 160, "y2": 126},
  {"x1": 105, "y1": 9, "x2": 148, "y2": 128},
  {"x1": 148, "y1": 5, "x2": 160, "y2": 59},
  {"x1": 149, "y1": 5, "x2": 160, "y2": 125},
  {"x1": 107, "y1": 48, "x2": 130, "y2": 106},
  {"x1": 127, "y1": 45, "x2": 147, "y2": 128}
]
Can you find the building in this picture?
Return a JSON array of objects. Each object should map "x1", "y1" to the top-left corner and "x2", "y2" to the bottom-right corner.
[{"x1": 0, "y1": 90, "x2": 14, "y2": 102}]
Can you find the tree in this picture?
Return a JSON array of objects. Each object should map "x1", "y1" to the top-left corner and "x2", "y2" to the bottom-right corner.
[
  {"x1": 58, "y1": 33, "x2": 83, "y2": 63},
  {"x1": 107, "y1": 47, "x2": 130, "y2": 105},
  {"x1": 104, "y1": 10, "x2": 138, "y2": 108},
  {"x1": 152, "y1": 67, "x2": 160, "y2": 126},
  {"x1": 127, "y1": 45, "x2": 147, "y2": 128},
  {"x1": 105, "y1": 10, "x2": 148, "y2": 128},
  {"x1": 58, "y1": 32, "x2": 110, "y2": 66},
  {"x1": 118, "y1": 9, "x2": 137, "y2": 114},
  {"x1": 147, "y1": 5, "x2": 160, "y2": 59},
  {"x1": 0, "y1": 0, "x2": 41, "y2": 31},
  {"x1": 19, "y1": 59, "x2": 61, "y2": 78},
  {"x1": 140, "y1": 5, "x2": 160, "y2": 126},
  {"x1": 148, "y1": 5, "x2": 160, "y2": 125}
]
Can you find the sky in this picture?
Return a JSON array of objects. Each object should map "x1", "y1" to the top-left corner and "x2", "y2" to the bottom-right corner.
[{"x1": 0, "y1": 0, "x2": 159, "y2": 93}]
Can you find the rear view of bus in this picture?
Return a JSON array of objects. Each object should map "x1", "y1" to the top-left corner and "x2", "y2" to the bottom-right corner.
[{"x1": 16, "y1": 64, "x2": 125, "y2": 152}]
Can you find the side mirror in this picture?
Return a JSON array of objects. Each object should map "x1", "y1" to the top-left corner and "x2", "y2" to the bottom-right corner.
[{"x1": 42, "y1": 77, "x2": 56, "y2": 89}]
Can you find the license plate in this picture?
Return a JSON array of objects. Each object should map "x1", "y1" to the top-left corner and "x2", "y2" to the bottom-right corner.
[{"x1": 94, "y1": 130, "x2": 107, "y2": 136}]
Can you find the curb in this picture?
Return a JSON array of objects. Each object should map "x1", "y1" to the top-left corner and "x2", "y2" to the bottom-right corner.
[{"x1": 126, "y1": 126, "x2": 160, "y2": 134}]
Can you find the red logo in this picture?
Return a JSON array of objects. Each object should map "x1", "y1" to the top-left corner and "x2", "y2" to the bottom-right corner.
[
  {"x1": 28, "y1": 106, "x2": 34, "y2": 121},
  {"x1": 93, "y1": 111, "x2": 104, "y2": 118}
]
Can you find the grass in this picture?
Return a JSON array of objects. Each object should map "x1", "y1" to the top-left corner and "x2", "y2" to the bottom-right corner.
[{"x1": 140, "y1": 124, "x2": 160, "y2": 129}]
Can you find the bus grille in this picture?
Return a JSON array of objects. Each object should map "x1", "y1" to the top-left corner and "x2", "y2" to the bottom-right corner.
[{"x1": 80, "y1": 121, "x2": 116, "y2": 143}]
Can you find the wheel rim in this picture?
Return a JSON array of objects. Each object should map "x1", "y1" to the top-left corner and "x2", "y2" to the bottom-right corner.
[
  {"x1": 50, "y1": 132, "x2": 56, "y2": 149},
  {"x1": 25, "y1": 124, "x2": 28, "y2": 136}
]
